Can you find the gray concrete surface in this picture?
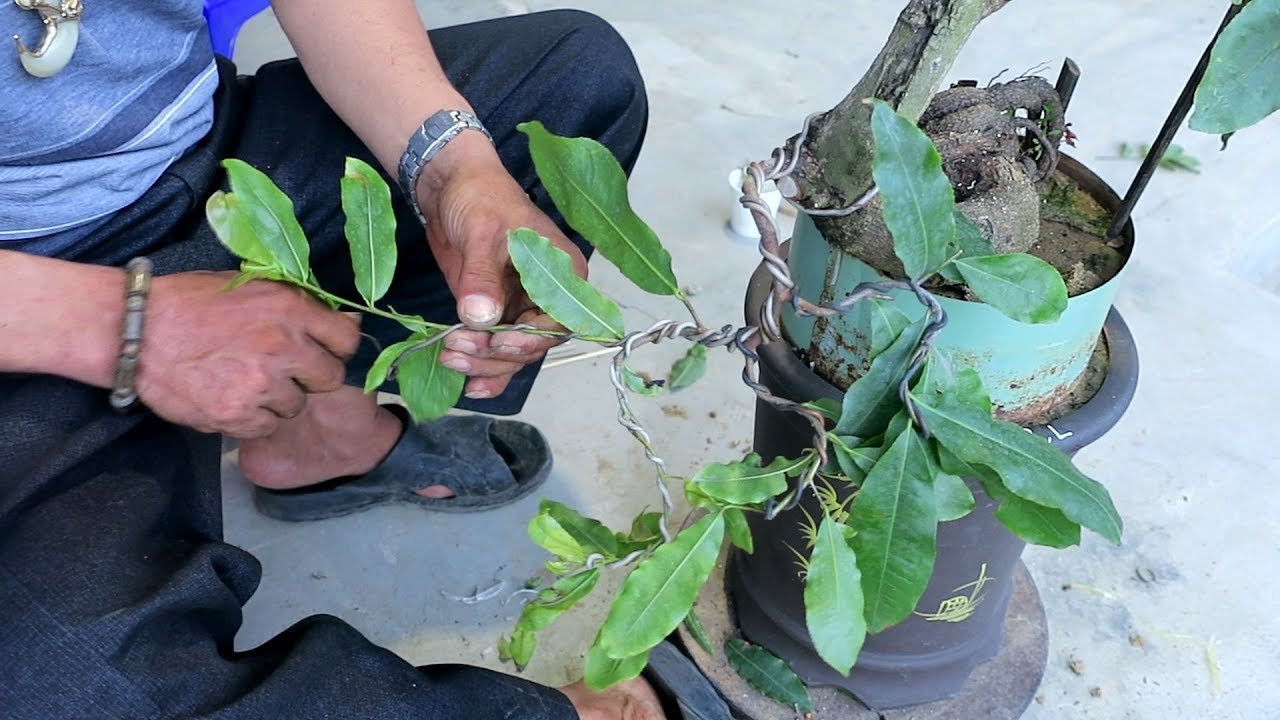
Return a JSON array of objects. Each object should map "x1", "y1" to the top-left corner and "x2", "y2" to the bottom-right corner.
[{"x1": 222, "y1": 2, "x2": 1280, "y2": 718}]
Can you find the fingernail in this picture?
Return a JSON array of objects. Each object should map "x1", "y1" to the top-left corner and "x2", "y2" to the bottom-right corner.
[
  {"x1": 448, "y1": 338, "x2": 478, "y2": 354},
  {"x1": 443, "y1": 357, "x2": 471, "y2": 373},
  {"x1": 465, "y1": 388, "x2": 492, "y2": 400},
  {"x1": 494, "y1": 344, "x2": 523, "y2": 356},
  {"x1": 462, "y1": 295, "x2": 500, "y2": 325}
]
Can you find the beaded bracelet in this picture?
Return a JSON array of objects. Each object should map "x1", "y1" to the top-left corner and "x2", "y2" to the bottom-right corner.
[{"x1": 109, "y1": 257, "x2": 153, "y2": 412}]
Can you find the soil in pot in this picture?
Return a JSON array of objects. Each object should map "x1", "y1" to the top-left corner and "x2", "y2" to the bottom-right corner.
[{"x1": 789, "y1": 154, "x2": 1135, "y2": 426}]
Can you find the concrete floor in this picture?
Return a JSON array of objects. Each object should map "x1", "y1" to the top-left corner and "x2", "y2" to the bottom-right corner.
[{"x1": 223, "y1": 2, "x2": 1280, "y2": 718}]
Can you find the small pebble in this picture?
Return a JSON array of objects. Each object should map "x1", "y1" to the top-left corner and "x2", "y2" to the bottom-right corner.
[{"x1": 1069, "y1": 657, "x2": 1086, "y2": 675}]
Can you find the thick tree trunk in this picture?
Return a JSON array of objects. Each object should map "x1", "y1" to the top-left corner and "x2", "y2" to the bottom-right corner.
[
  {"x1": 789, "y1": 0, "x2": 1014, "y2": 211},
  {"x1": 783, "y1": 0, "x2": 1023, "y2": 386}
]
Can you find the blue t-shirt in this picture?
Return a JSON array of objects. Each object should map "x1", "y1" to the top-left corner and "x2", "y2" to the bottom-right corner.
[{"x1": 0, "y1": 1, "x2": 217, "y2": 255}]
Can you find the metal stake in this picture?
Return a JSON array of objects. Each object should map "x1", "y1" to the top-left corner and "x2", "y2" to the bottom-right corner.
[
  {"x1": 1055, "y1": 57, "x2": 1081, "y2": 115},
  {"x1": 1104, "y1": 3, "x2": 1245, "y2": 246}
]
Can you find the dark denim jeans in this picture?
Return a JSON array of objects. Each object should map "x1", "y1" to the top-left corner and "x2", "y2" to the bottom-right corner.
[{"x1": 0, "y1": 10, "x2": 646, "y2": 719}]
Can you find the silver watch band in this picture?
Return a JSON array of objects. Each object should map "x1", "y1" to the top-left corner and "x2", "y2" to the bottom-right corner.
[{"x1": 397, "y1": 109, "x2": 494, "y2": 226}]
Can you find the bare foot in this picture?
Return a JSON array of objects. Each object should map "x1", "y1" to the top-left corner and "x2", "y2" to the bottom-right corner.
[
  {"x1": 558, "y1": 677, "x2": 666, "y2": 720},
  {"x1": 238, "y1": 386, "x2": 454, "y2": 498}
]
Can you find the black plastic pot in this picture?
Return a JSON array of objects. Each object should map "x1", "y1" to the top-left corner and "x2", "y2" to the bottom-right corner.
[{"x1": 727, "y1": 265, "x2": 1139, "y2": 710}]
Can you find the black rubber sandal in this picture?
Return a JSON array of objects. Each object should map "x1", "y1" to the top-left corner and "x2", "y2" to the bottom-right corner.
[
  {"x1": 644, "y1": 640, "x2": 733, "y2": 720},
  {"x1": 252, "y1": 404, "x2": 553, "y2": 521}
]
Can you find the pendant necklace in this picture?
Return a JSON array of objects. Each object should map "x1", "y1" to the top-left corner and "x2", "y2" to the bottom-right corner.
[{"x1": 12, "y1": 0, "x2": 82, "y2": 78}]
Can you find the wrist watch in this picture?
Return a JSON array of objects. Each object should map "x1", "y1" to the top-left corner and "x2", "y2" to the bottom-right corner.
[{"x1": 397, "y1": 108, "x2": 494, "y2": 226}]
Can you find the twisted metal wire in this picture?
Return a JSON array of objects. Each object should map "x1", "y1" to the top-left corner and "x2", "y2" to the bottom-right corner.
[
  {"x1": 733, "y1": 113, "x2": 951, "y2": 514},
  {"x1": 606, "y1": 319, "x2": 776, "y2": 542},
  {"x1": 387, "y1": 112, "x2": 949, "y2": 565},
  {"x1": 899, "y1": 280, "x2": 948, "y2": 434},
  {"x1": 752, "y1": 110, "x2": 881, "y2": 220},
  {"x1": 385, "y1": 324, "x2": 464, "y2": 380}
]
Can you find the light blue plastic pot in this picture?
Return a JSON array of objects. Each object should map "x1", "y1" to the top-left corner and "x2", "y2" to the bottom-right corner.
[{"x1": 781, "y1": 154, "x2": 1132, "y2": 420}]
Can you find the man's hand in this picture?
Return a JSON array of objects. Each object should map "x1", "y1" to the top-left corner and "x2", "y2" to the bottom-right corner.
[
  {"x1": 135, "y1": 272, "x2": 360, "y2": 439},
  {"x1": 559, "y1": 677, "x2": 667, "y2": 720},
  {"x1": 420, "y1": 133, "x2": 586, "y2": 401}
]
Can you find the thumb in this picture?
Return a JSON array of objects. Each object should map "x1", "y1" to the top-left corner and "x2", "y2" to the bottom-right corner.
[{"x1": 455, "y1": 238, "x2": 507, "y2": 327}]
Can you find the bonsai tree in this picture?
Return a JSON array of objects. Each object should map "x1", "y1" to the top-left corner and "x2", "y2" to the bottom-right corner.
[{"x1": 205, "y1": 0, "x2": 1279, "y2": 708}]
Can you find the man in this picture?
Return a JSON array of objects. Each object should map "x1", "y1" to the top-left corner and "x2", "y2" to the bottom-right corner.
[{"x1": 0, "y1": 1, "x2": 664, "y2": 717}]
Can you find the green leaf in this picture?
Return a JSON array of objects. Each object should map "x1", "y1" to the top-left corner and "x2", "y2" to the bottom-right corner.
[
  {"x1": 221, "y1": 159, "x2": 312, "y2": 282},
  {"x1": 614, "y1": 533, "x2": 662, "y2": 559},
  {"x1": 395, "y1": 341, "x2": 464, "y2": 422},
  {"x1": 689, "y1": 454, "x2": 807, "y2": 505},
  {"x1": 622, "y1": 366, "x2": 664, "y2": 396},
  {"x1": 866, "y1": 299, "x2": 912, "y2": 358},
  {"x1": 363, "y1": 335, "x2": 425, "y2": 394},
  {"x1": 940, "y1": 210, "x2": 996, "y2": 283},
  {"x1": 724, "y1": 507, "x2": 754, "y2": 554},
  {"x1": 340, "y1": 157, "x2": 398, "y2": 305},
  {"x1": 833, "y1": 316, "x2": 927, "y2": 438},
  {"x1": 598, "y1": 512, "x2": 725, "y2": 659},
  {"x1": 911, "y1": 369, "x2": 1122, "y2": 543},
  {"x1": 683, "y1": 610, "x2": 715, "y2": 656},
  {"x1": 206, "y1": 191, "x2": 274, "y2": 269},
  {"x1": 613, "y1": 511, "x2": 666, "y2": 558},
  {"x1": 995, "y1": 494, "x2": 1082, "y2": 549},
  {"x1": 545, "y1": 560, "x2": 575, "y2": 575},
  {"x1": 539, "y1": 500, "x2": 620, "y2": 559},
  {"x1": 668, "y1": 344, "x2": 708, "y2": 391},
  {"x1": 1190, "y1": 0, "x2": 1280, "y2": 134},
  {"x1": 584, "y1": 644, "x2": 650, "y2": 691},
  {"x1": 883, "y1": 408, "x2": 912, "y2": 445},
  {"x1": 850, "y1": 427, "x2": 938, "y2": 633},
  {"x1": 628, "y1": 512, "x2": 665, "y2": 543},
  {"x1": 954, "y1": 254, "x2": 1068, "y2": 324},
  {"x1": 953, "y1": 210, "x2": 996, "y2": 257},
  {"x1": 517, "y1": 570, "x2": 601, "y2": 634},
  {"x1": 976, "y1": 474, "x2": 1081, "y2": 548},
  {"x1": 912, "y1": 353, "x2": 991, "y2": 415},
  {"x1": 498, "y1": 629, "x2": 537, "y2": 670},
  {"x1": 934, "y1": 473, "x2": 976, "y2": 522},
  {"x1": 869, "y1": 101, "x2": 958, "y2": 279},
  {"x1": 223, "y1": 268, "x2": 268, "y2": 290},
  {"x1": 934, "y1": 441, "x2": 982, "y2": 478},
  {"x1": 829, "y1": 435, "x2": 882, "y2": 484},
  {"x1": 684, "y1": 483, "x2": 722, "y2": 511},
  {"x1": 528, "y1": 512, "x2": 588, "y2": 563},
  {"x1": 222, "y1": 262, "x2": 295, "y2": 290},
  {"x1": 508, "y1": 228, "x2": 625, "y2": 341},
  {"x1": 724, "y1": 637, "x2": 813, "y2": 712},
  {"x1": 519, "y1": 121, "x2": 680, "y2": 295},
  {"x1": 804, "y1": 516, "x2": 866, "y2": 674},
  {"x1": 803, "y1": 397, "x2": 843, "y2": 423}
]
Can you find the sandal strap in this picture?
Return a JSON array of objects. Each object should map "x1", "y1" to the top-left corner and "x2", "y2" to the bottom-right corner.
[{"x1": 367, "y1": 405, "x2": 517, "y2": 498}]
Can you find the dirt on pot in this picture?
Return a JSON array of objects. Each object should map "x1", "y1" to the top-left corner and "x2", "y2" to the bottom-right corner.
[
  {"x1": 1033, "y1": 173, "x2": 1127, "y2": 296},
  {"x1": 995, "y1": 330, "x2": 1108, "y2": 425}
]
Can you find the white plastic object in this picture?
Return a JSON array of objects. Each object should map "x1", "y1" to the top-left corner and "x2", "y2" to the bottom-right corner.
[{"x1": 727, "y1": 168, "x2": 782, "y2": 239}]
